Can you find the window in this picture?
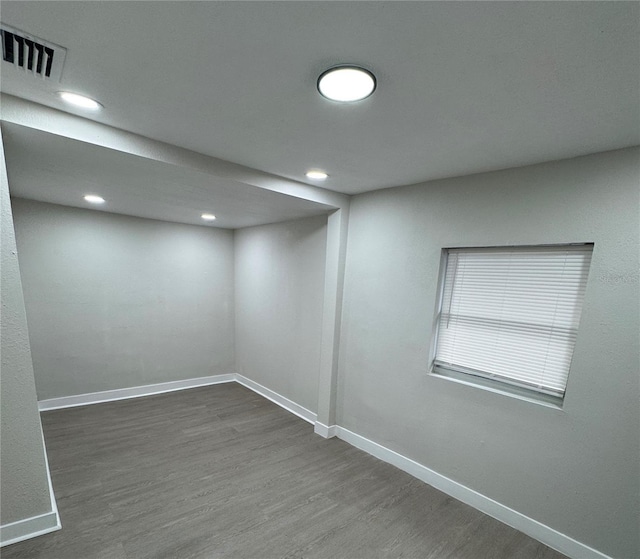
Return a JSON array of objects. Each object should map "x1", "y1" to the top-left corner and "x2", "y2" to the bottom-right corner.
[{"x1": 430, "y1": 244, "x2": 593, "y2": 405}]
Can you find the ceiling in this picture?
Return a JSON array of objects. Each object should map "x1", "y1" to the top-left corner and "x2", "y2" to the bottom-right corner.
[
  {"x1": 1, "y1": 1, "x2": 637, "y2": 197},
  {"x1": 2, "y1": 123, "x2": 334, "y2": 229}
]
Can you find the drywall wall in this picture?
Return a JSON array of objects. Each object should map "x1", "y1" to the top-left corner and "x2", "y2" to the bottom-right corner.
[
  {"x1": 11, "y1": 199, "x2": 235, "y2": 400},
  {"x1": 0, "y1": 133, "x2": 55, "y2": 530},
  {"x1": 235, "y1": 216, "x2": 327, "y2": 414},
  {"x1": 337, "y1": 147, "x2": 639, "y2": 559}
]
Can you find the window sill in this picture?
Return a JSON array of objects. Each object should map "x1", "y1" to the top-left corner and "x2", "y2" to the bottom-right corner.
[{"x1": 429, "y1": 365, "x2": 565, "y2": 410}]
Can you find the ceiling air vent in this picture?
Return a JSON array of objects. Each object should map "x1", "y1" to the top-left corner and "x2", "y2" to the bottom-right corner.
[{"x1": 1, "y1": 24, "x2": 66, "y2": 80}]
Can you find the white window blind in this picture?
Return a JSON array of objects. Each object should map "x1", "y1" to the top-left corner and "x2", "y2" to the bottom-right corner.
[{"x1": 433, "y1": 245, "x2": 593, "y2": 399}]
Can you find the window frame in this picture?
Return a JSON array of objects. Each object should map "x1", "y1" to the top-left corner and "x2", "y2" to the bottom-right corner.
[{"x1": 428, "y1": 243, "x2": 593, "y2": 407}]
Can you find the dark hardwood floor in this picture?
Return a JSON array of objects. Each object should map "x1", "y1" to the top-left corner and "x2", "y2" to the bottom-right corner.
[{"x1": 3, "y1": 383, "x2": 568, "y2": 559}]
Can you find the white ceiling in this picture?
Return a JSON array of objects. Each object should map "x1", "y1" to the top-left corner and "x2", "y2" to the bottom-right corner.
[
  {"x1": 3, "y1": 123, "x2": 334, "y2": 229},
  {"x1": 1, "y1": 1, "x2": 638, "y2": 196}
]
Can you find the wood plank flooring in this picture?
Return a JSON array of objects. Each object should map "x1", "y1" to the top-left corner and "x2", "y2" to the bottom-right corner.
[{"x1": 3, "y1": 383, "x2": 568, "y2": 559}]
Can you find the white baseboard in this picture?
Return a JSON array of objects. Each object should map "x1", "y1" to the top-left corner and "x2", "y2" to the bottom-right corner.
[
  {"x1": 1, "y1": 401, "x2": 63, "y2": 547},
  {"x1": 0, "y1": 511, "x2": 60, "y2": 548},
  {"x1": 235, "y1": 374, "x2": 317, "y2": 425},
  {"x1": 36, "y1": 374, "x2": 316, "y2": 426},
  {"x1": 38, "y1": 374, "x2": 235, "y2": 411},
  {"x1": 41, "y1": 428, "x2": 61, "y2": 533},
  {"x1": 314, "y1": 422, "x2": 338, "y2": 438},
  {"x1": 335, "y1": 427, "x2": 611, "y2": 559}
]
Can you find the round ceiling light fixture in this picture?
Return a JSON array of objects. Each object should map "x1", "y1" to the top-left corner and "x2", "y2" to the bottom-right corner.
[
  {"x1": 58, "y1": 91, "x2": 103, "y2": 110},
  {"x1": 84, "y1": 194, "x2": 105, "y2": 204},
  {"x1": 305, "y1": 170, "x2": 328, "y2": 180},
  {"x1": 317, "y1": 65, "x2": 376, "y2": 102},
  {"x1": 201, "y1": 213, "x2": 216, "y2": 221}
]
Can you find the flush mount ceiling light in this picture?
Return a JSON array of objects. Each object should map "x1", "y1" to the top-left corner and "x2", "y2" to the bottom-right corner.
[
  {"x1": 58, "y1": 91, "x2": 102, "y2": 110},
  {"x1": 84, "y1": 194, "x2": 105, "y2": 204},
  {"x1": 317, "y1": 65, "x2": 376, "y2": 102},
  {"x1": 305, "y1": 170, "x2": 328, "y2": 180},
  {"x1": 201, "y1": 213, "x2": 216, "y2": 221}
]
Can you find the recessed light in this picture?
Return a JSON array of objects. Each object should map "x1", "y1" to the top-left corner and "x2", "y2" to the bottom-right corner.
[
  {"x1": 306, "y1": 170, "x2": 328, "y2": 180},
  {"x1": 317, "y1": 66, "x2": 376, "y2": 102},
  {"x1": 58, "y1": 91, "x2": 102, "y2": 110},
  {"x1": 84, "y1": 194, "x2": 105, "y2": 204},
  {"x1": 201, "y1": 213, "x2": 216, "y2": 221}
]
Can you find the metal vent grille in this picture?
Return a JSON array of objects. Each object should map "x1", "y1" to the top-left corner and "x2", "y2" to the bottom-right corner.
[{"x1": 1, "y1": 24, "x2": 66, "y2": 80}]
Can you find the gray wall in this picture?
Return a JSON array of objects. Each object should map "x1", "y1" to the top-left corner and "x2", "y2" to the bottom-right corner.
[
  {"x1": 337, "y1": 147, "x2": 639, "y2": 559},
  {"x1": 0, "y1": 134, "x2": 54, "y2": 526},
  {"x1": 11, "y1": 199, "x2": 235, "y2": 400},
  {"x1": 235, "y1": 216, "x2": 327, "y2": 413}
]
